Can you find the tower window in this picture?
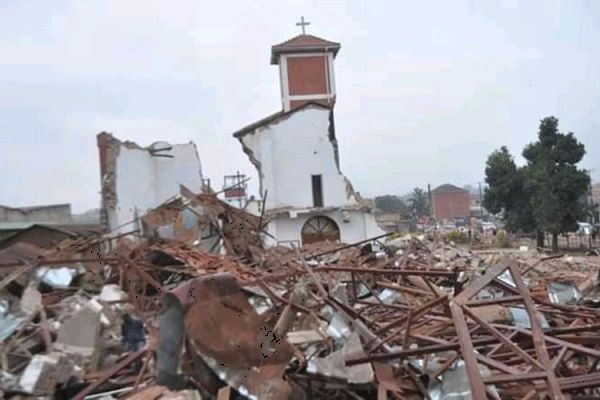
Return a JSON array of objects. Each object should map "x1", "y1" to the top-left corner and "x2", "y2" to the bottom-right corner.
[{"x1": 312, "y1": 175, "x2": 323, "y2": 207}]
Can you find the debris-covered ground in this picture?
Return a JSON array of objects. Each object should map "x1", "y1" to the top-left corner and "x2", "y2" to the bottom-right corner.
[{"x1": 1, "y1": 191, "x2": 599, "y2": 399}]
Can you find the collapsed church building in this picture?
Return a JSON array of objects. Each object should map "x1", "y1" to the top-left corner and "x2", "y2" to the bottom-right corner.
[
  {"x1": 1, "y1": 28, "x2": 600, "y2": 400},
  {"x1": 234, "y1": 33, "x2": 384, "y2": 247}
]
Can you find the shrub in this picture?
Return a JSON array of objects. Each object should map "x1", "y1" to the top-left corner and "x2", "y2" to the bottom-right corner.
[
  {"x1": 495, "y1": 230, "x2": 511, "y2": 248},
  {"x1": 447, "y1": 230, "x2": 468, "y2": 244}
]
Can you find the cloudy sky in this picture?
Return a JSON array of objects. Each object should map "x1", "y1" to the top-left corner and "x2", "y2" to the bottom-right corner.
[{"x1": 1, "y1": 0, "x2": 599, "y2": 212}]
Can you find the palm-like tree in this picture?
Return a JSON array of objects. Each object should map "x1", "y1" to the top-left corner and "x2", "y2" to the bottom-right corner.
[{"x1": 409, "y1": 187, "x2": 429, "y2": 217}]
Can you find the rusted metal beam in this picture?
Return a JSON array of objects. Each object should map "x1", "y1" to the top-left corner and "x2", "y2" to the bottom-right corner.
[
  {"x1": 306, "y1": 232, "x2": 394, "y2": 259},
  {"x1": 403, "y1": 365, "x2": 432, "y2": 400},
  {"x1": 465, "y1": 295, "x2": 523, "y2": 307},
  {"x1": 449, "y1": 301, "x2": 488, "y2": 399},
  {"x1": 72, "y1": 349, "x2": 146, "y2": 400},
  {"x1": 461, "y1": 304, "x2": 545, "y2": 371},
  {"x1": 486, "y1": 331, "x2": 518, "y2": 358},
  {"x1": 551, "y1": 346, "x2": 569, "y2": 372},
  {"x1": 402, "y1": 310, "x2": 413, "y2": 349},
  {"x1": 375, "y1": 295, "x2": 448, "y2": 336},
  {"x1": 348, "y1": 336, "x2": 505, "y2": 365},
  {"x1": 431, "y1": 353, "x2": 459, "y2": 380},
  {"x1": 475, "y1": 353, "x2": 521, "y2": 375},
  {"x1": 533, "y1": 372, "x2": 600, "y2": 392},
  {"x1": 128, "y1": 262, "x2": 163, "y2": 291},
  {"x1": 455, "y1": 258, "x2": 512, "y2": 303},
  {"x1": 508, "y1": 264, "x2": 563, "y2": 400},
  {"x1": 546, "y1": 324, "x2": 600, "y2": 336},
  {"x1": 314, "y1": 266, "x2": 455, "y2": 277},
  {"x1": 376, "y1": 281, "x2": 433, "y2": 297},
  {"x1": 483, "y1": 371, "x2": 547, "y2": 384},
  {"x1": 217, "y1": 386, "x2": 232, "y2": 400},
  {"x1": 0, "y1": 263, "x2": 35, "y2": 289},
  {"x1": 514, "y1": 326, "x2": 600, "y2": 358},
  {"x1": 0, "y1": 256, "x2": 119, "y2": 269}
]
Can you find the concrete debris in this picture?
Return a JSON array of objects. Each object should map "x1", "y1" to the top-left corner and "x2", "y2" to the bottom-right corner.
[
  {"x1": 99, "y1": 283, "x2": 128, "y2": 302},
  {"x1": 19, "y1": 284, "x2": 42, "y2": 314},
  {"x1": 0, "y1": 196, "x2": 599, "y2": 400},
  {"x1": 18, "y1": 353, "x2": 75, "y2": 395},
  {"x1": 54, "y1": 303, "x2": 101, "y2": 356},
  {"x1": 36, "y1": 265, "x2": 78, "y2": 288},
  {"x1": 306, "y1": 332, "x2": 374, "y2": 384}
]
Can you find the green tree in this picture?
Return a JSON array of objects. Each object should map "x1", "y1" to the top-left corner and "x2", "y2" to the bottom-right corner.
[
  {"x1": 409, "y1": 188, "x2": 430, "y2": 217},
  {"x1": 522, "y1": 117, "x2": 589, "y2": 251},
  {"x1": 483, "y1": 147, "x2": 535, "y2": 233},
  {"x1": 375, "y1": 195, "x2": 408, "y2": 213},
  {"x1": 483, "y1": 117, "x2": 590, "y2": 252}
]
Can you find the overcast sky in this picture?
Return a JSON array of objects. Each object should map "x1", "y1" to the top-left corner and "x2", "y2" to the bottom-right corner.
[{"x1": 1, "y1": 0, "x2": 599, "y2": 212}]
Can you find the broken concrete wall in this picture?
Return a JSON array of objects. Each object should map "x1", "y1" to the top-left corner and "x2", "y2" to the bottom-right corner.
[
  {"x1": 97, "y1": 133, "x2": 204, "y2": 234},
  {"x1": 236, "y1": 105, "x2": 384, "y2": 245},
  {"x1": 238, "y1": 106, "x2": 360, "y2": 210}
]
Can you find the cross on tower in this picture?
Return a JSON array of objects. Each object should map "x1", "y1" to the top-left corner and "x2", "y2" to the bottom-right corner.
[{"x1": 296, "y1": 16, "x2": 310, "y2": 35}]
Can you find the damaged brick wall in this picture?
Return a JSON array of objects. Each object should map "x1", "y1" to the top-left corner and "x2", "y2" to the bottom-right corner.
[{"x1": 97, "y1": 132, "x2": 120, "y2": 231}]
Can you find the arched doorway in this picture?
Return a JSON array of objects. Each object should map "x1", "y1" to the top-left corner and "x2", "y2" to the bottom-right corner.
[{"x1": 301, "y1": 215, "x2": 341, "y2": 245}]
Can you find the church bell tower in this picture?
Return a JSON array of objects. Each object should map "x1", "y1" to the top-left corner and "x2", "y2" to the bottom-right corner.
[{"x1": 271, "y1": 17, "x2": 341, "y2": 112}]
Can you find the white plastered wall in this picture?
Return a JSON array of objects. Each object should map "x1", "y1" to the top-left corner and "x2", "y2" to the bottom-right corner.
[
  {"x1": 240, "y1": 107, "x2": 356, "y2": 210},
  {"x1": 108, "y1": 143, "x2": 203, "y2": 233},
  {"x1": 265, "y1": 209, "x2": 382, "y2": 247}
]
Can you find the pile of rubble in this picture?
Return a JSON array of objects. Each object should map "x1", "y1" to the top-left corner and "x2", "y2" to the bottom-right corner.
[{"x1": 1, "y1": 193, "x2": 599, "y2": 399}]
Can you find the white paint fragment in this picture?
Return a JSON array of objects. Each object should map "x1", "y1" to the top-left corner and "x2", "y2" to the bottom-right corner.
[{"x1": 99, "y1": 284, "x2": 128, "y2": 302}]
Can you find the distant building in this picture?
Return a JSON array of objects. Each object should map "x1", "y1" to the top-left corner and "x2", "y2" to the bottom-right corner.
[
  {"x1": 0, "y1": 203, "x2": 102, "y2": 251},
  {"x1": 0, "y1": 204, "x2": 71, "y2": 224},
  {"x1": 0, "y1": 203, "x2": 73, "y2": 241},
  {"x1": 469, "y1": 193, "x2": 487, "y2": 218},
  {"x1": 593, "y1": 183, "x2": 600, "y2": 207},
  {"x1": 375, "y1": 213, "x2": 413, "y2": 233},
  {"x1": 431, "y1": 184, "x2": 470, "y2": 222},
  {"x1": 0, "y1": 223, "x2": 102, "y2": 252}
]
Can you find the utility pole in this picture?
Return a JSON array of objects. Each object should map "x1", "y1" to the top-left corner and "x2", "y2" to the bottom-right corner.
[
  {"x1": 587, "y1": 169, "x2": 595, "y2": 251},
  {"x1": 427, "y1": 183, "x2": 432, "y2": 217},
  {"x1": 478, "y1": 182, "x2": 484, "y2": 220}
]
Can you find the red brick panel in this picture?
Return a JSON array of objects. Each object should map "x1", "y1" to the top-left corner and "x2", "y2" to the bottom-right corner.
[
  {"x1": 289, "y1": 99, "x2": 332, "y2": 110},
  {"x1": 287, "y1": 56, "x2": 328, "y2": 95},
  {"x1": 224, "y1": 187, "x2": 245, "y2": 198},
  {"x1": 432, "y1": 191, "x2": 470, "y2": 221}
]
